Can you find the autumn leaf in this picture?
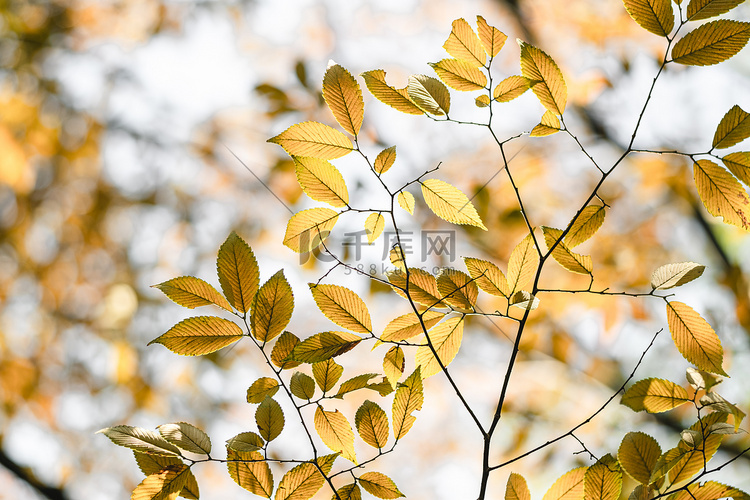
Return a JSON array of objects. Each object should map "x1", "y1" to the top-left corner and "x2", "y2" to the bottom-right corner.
[
  {"x1": 476, "y1": 16, "x2": 507, "y2": 57},
  {"x1": 671, "y1": 20, "x2": 750, "y2": 66},
  {"x1": 355, "y1": 400, "x2": 389, "y2": 449},
  {"x1": 584, "y1": 455, "x2": 622, "y2": 500},
  {"x1": 436, "y1": 268, "x2": 478, "y2": 311},
  {"x1": 256, "y1": 396, "x2": 284, "y2": 442},
  {"x1": 383, "y1": 346, "x2": 405, "y2": 387},
  {"x1": 312, "y1": 358, "x2": 344, "y2": 392},
  {"x1": 226, "y1": 448, "x2": 274, "y2": 498},
  {"x1": 397, "y1": 191, "x2": 415, "y2": 214},
  {"x1": 722, "y1": 152, "x2": 750, "y2": 185},
  {"x1": 251, "y1": 270, "x2": 294, "y2": 342},
  {"x1": 217, "y1": 231, "x2": 260, "y2": 314},
  {"x1": 519, "y1": 41, "x2": 567, "y2": 115},
  {"x1": 271, "y1": 331, "x2": 302, "y2": 370},
  {"x1": 668, "y1": 481, "x2": 750, "y2": 500},
  {"x1": 365, "y1": 213, "x2": 386, "y2": 244},
  {"x1": 712, "y1": 105, "x2": 750, "y2": 149},
  {"x1": 388, "y1": 268, "x2": 445, "y2": 308},
  {"x1": 542, "y1": 226, "x2": 593, "y2": 275},
  {"x1": 493, "y1": 75, "x2": 531, "y2": 102},
  {"x1": 564, "y1": 205, "x2": 606, "y2": 247},
  {"x1": 358, "y1": 472, "x2": 405, "y2": 499},
  {"x1": 374, "y1": 146, "x2": 397, "y2": 174},
  {"x1": 687, "y1": 0, "x2": 746, "y2": 21},
  {"x1": 407, "y1": 75, "x2": 450, "y2": 116},
  {"x1": 380, "y1": 310, "x2": 445, "y2": 343},
  {"x1": 505, "y1": 473, "x2": 530, "y2": 500},
  {"x1": 294, "y1": 156, "x2": 349, "y2": 208},
  {"x1": 226, "y1": 432, "x2": 264, "y2": 452},
  {"x1": 667, "y1": 301, "x2": 727, "y2": 375},
  {"x1": 415, "y1": 316, "x2": 464, "y2": 377},
  {"x1": 98, "y1": 425, "x2": 181, "y2": 456},
  {"x1": 541, "y1": 467, "x2": 586, "y2": 500},
  {"x1": 421, "y1": 178, "x2": 487, "y2": 230},
  {"x1": 621, "y1": 377, "x2": 690, "y2": 412},
  {"x1": 131, "y1": 464, "x2": 190, "y2": 500},
  {"x1": 275, "y1": 458, "x2": 335, "y2": 500},
  {"x1": 622, "y1": 0, "x2": 675, "y2": 36},
  {"x1": 310, "y1": 283, "x2": 372, "y2": 334},
  {"x1": 291, "y1": 331, "x2": 362, "y2": 363},
  {"x1": 290, "y1": 372, "x2": 316, "y2": 400},
  {"x1": 443, "y1": 18, "x2": 486, "y2": 67},
  {"x1": 530, "y1": 110, "x2": 561, "y2": 137},
  {"x1": 148, "y1": 316, "x2": 244, "y2": 356},
  {"x1": 430, "y1": 59, "x2": 487, "y2": 91},
  {"x1": 464, "y1": 257, "x2": 509, "y2": 297},
  {"x1": 507, "y1": 233, "x2": 539, "y2": 295},
  {"x1": 322, "y1": 63, "x2": 364, "y2": 137},
  {"x1": 153, "y1": 276, "x2": 232, "y2": 312},
  {"x1": 650, "y1": 262, "x2": 705, "y2": 290},
  {"x1": 157, "y1": 422, "x2": 212, "y2": 455},
  {"x1": 693, "y1": 159, "x2": 749, "y2": 230},
  {"x1": 247, "y1": 377, "x2": 280, "y2": 404},
  {"x1": 392, "y1": 367, "x2": 423, "y2": 440},
  {"x1": 268, "y1": 121, "x2": 354, "y2": 159},
  {"x1": 361, "y1": 70, "x2": 423, "y2": 115},
  {"x1": 133, "y1": 453, "x2": 199, "y2": 500},
  {"x1": 314, "y1": 407, "x2": 357, "y2": 463},
  {"x1": 618, "y1": 432, "x2": 661, "y2": 484},
  {"x1": 283, "y1": 208, "x2": 340, "y2": 253}
]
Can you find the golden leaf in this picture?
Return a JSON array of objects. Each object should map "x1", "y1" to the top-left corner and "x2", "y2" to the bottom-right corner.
[
  {"x1": 694, "y1": 159, "x2": 750, "y2": 229},
  {"x1": 584, "y1": 456, "x2": 622, "y2": 500},
  {"x1": 668, "y1": 413, "x2": 727, "y2": 484},
  {"x1": 380, "y1": 311, "x2": 446, "y2": 343},
  {"x1": 421, "y1": 178, "x2": 487, "y2": 230},
  {"x1": 312, "y1": 358, "x2": 344, "y2": 392},
  {"x1": 131, "y1": 464, "x2": 189, "y2": 500},
  {"x1": 322, "y1": 63, "x2": 364, "y2": 137},
  {"x1": 505, "y1": 473, "x2": 530, "y2": 500},
  {"x1": 621, "y1": 377, "x2": 690, "y2": 412},
  {"x1": 310, "y1": 283, "x2": 372, "y2": 334},
  {"x1": 392, "y1": 367, "x2": 423, "y2": 440},
  {"x1": 476, "y1": 15, "x2": 507, "y2": 57},
  {"x1": 530, "y1": 110, "x2": 561, "y2": 137},
  {"x1": 268, "y1": 121, "x2": 354, "y2": 159},
  {"x1": 542, "y1": 467, "x2": 586, "y2": 500},
  {"x1": 153, "y1": 276, "x2": 232, "y2": 312},
  {"x1": 383, "y1": 346, "x2": 405, "y2": 387},
  {"x1": 361, "y1": 70, "x2": 423, "y2": 115},
  {"x1": 271, "y1": 331, "x2": 302, "y2": 370},
  {"x1": 291, "y1": 331, "x2": 362, "y2": 363},
  {"x1": 564, "y1": 205, "x2": 606, "y2": 247},
  {"x1": 712, "y1": 105, "x2": 750, "y2": 149},
  {"x1": 722, "y1": 151, "x2": 750, "y2": 185},
  {"x1": 275, "y1": 460, "x2": 330, "y2": 500},
  {"x1": 397, "y1": 191, "x2": 415, "y2": 214},
  {"x1": 519, "y1": 41, "x2": 567, "y2": 115},
  {"x1": 290, "y1": 372, "x2": 316, "y2": 400},
  {"x1": 365, "y1": 213, "x2": 386, "y2": 244},
  {"x1": 334, "y1": 484, "x2": 362, "y2": 500},
  {"x1": 475, "y1": 94, "x2": 491, "y2": 107},
  {"x1": 443, "y1": 18, "x2": 486, "y2": 67},
  {"x1": 436, "y1": 269, "x2": 478, "y2": 311},
  {"x1": 493, "y1": 75, "x2": 531, "y2": 102},
  {"x1": 407, "y1": 75, "x2": 450, "y2": 115},
  {"x1": 388, "y1": 268, "x2": 445, "y2": 308},
  {"x1": 283, "y1": 208, "x2": 339, "y2": 253},
  {"x1": 256, "y1": 396, "x2": 284, "y2": 442},
  {"x1": 334, "y1": 373, "x2": 379, "y2": 398},
  {"x1": 667, "y1": 301, "x2": 727, "y2": 374},
  {"x1": 542, "y1": 226, "x2": 593, "y2": 275},
  {"x1": 374, "y1": 146, "x2": 397, "y2": 174},
  {"x1": 618, "y1": 432, "x2": 662, "y2": 484},
  {"x1": 667, "y1": 481, "x2": 750, "y2": 500},
  {"x1": 294, "y1": 156, "x2": 349, "y2": 208},
  {"x1": 429, "y1": 59, "x2": 487, "y2": 91},
  {"x1": 415, "y1": 316, "x2": 465, "y2": 377},
  {"x1": 314, "y1": 407, "x2": 357, "y2": 463},
  {"x1": 355, "y1": 400, "x2": 389, "y2": 449},
  {"x1": 507, "y1": 233, "x2": 540, "y2": 295},
  {"x1": 671, "y1": 20, "x2": 750, "y2": 66},
  {"x1": 686, "y1": 0, "x2": 746, "y2": 21},
  {"x1": 97, "y1": 425, "x2": 181, "y2": 456},
  {"x1": 225, "y1": 432, "x2": 264, "y2": 452},
  {"x1": 650, "y1": 262, "x2": 705, "y2": 290},
  {"x1": 358, "y1": 472, "x2": 404, "y2": 499},
  {"x1": 247, "y1": 377, "x2": 280, "y2": 404},
  {"x1": 134, "y1": 454, "x2": 199, "y2": 500},
  {"x1": 157, "y1": 423, "x2": 212, "y2": 455},
  {"x1": 509, "y1": 291, "x2": 540, "y2": 311},
  {"x1": 217, "y1": 231, "x2": 260, "y2": 313},
  {"x1": 251, "y1": 270, "x2": 294, "y2": 342},
  {"x1": 389, "y1": 245, "x2": 407, "y2": 274},
  {"x1": 148, "y1": 316, "x2": 244, "y2": 356},
  {"x1": 464, "y1": 257, "x2": 509, "y2": 297},
  {"x1": 622, "y1": 0, "x2": 675, "y2": 36},
  {"x1": 226, "y1": 448, "x2": 274, "y2": 498}
]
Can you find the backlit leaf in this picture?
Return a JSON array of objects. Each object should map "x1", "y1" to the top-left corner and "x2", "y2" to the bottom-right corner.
[
  {"x1": 464, "y1": 257, "x2": 509, "y2": 297},
  {"x1": 133, "y1": 453, "x2": 199, "y2": 500},
  {"x1": 380, "y1": 310, "x2": 446, "y2": 343},
  {"x1": 132, "y1": 464, "x2": 189, "y2": 500},
  {"x1": 283, "y1": 208, "x2": 339, "y2": 253},
  {"x1": 322, "y1": 63, "x2": 364, "y2": 137},
  {"x1": 722, "y1": 152, "x2": 750, "y2": 185},
  {"x1": 685, "y1": 367, "x2": 723, "y2": 392},
  {"x1": 383, "y1": 346, "x2": 405, "y2": 387},
  {"x1": 335, "y1": 373, "x2": 379, "y2": 398},
  {"x1": 153, "y1": 276, "x2": 232, "y2": 312},
  {"x1": 359, "y1": 472, "x2": 404, "y2": 499},
  {"x1": 333, "y1": 484, "x2": 362, "y2": 500},
  {"x1": 519, "y1": 41, "x2": 567, "y2": 115},
  {"x1": 98, "y1": 425, "x2": 181, "y2": 456},
  {"x1": 509, "y1": 291, "x2": 540, "y2": 311},
  {"x1": 543, "y1": 226, "x2": 593, "y2": 275},
  {"x1": 217, "y1": 232, "x2": 260, "y2": 314},
  {"x1": 251, "y1": 270, "x2": 294, "y2": 342},
  {"x1": 312, "y1": 358, "x2": 344, "y2": 393},
  {"x1": 365, "y1": 213, "x2": 386, "y2": 244},
  {"x1": 671, "y1": 20, "x2": 750, "y2": 66},
  {"x1": 148, "y1": 316, "x2": 244, "y2": 356},
  {"x1": 436, "y1": 269, "x2": 478, "y2": 311},
  {"x1": 629, "y1": 485, "x2": 653, "y2": 500},
  {"x1": 713, "y1": 104, "x2": 750, "y2": 149},
  {"x1": 541, "y1": 466, "x2": 586, "y2": 500},
  {"x1": 565, "y1": 205, "x2": 606, "y2": 247},
  {"x1": 271, "y1": 331, "x2": 302, "y2": 370},
  {"x1": 507, "y1": 233, "x2": 539, "y2": 295},
  {"x1": 621, "y1": 378, "x2": 690, "y2": 412},
  {"x1": 367, "y1": 377, "x2": 396, "y2": 397},
  {"x1": 355, "y1": 400, "x2": 389, "y2": 449},
  {"x1": 505, "y1": 473, "x2": 531, "y2": 500},
  {"x1": 421, "y1": 178, "x2": 487, "y2": 230},
  {"x1": 361, "y1": 70, "x2": 423, "y2": 115},
  {"x1": 392, "y1": 367, "x2": 423, "y2": 440},
  {"x1": 668, "y1": 413, "x2": 727, "y2": 484},
  {"x1": 268, "y1": 121, "x2": 354, "y2": 159},
  {"x1": 314, "y1": 407, "x2": 357, "y2": 463},
  {"x1": 226, "y1": 432, "x2": 264, "y2": 452},
  {"x1": 667, "y1": 301, "x2": 727, "y2": 375},
  {"x1": 291, "y1": 331, "x2": 362, "y2": 363},
  {"x1": 226, "y1": 448, "x2": 274, "y2": 498},
  {"x1": 476, "y1": 15, "x2": 507, "y2": 57},
  {"x1": 407, "y1": 75, "x2": 450, "y2": 116},
  {"x1": 622, "y1": 0, "x2": 675, "y2": 36},
  {"x1": 415, "y1": 316, "x2": 465, "y2": 377},
  {"x1": 530, "y1": 110, "x2": 561, "y2": 137},
  {"x1": 443, "y1": 18, "x2": 486, "y2": 67},
  {"x1": 294, "y1": 156, "x2": 349, "y2": 208},
  {"x1": 493, "y1": 75, "x2": 531, "y2": 102},
  {"x1": 650, "y1": 262, "x2": 705, "y2": 290},
  {"x1": 374, "y1": 146, "x2": 397, "y2": 174},
  {"x1": 157, "y1": 423, "x2": 212, "y2": 455},
  {"x1": 389, "y1": 245, "x2": 406, "y2": 274},
  {"x1": 584, "y1": 455, "x2": 622, "y2": 500},
  {"x1": 687, "y1": 0, "x2": 746, "y2": 21},
  {"x1": 668, "y1": 481, "x2": 750, "y2": 500},
  {"x1": 475, "y1": 94, "x2": 491, "y2": 107},
  {"x1": 618, "y1": 432, "x2": 661, "y2": 484},
  {"x1": 310, "y1": 284, "x2": 372, "y2": 334},
  {"x1": 256, "y1": 397, "x2": 284, "y2": 442},
  {"x1": 290, "y1": 372, "x2": 316, "y2": 400},
  {"x1": 430, "y1": 59, "x2": 487, "y2": 91},
  {"x1": 397, "y1": 191, "x2": 415, "y2": 214},
  {"x1": 387, "y1": 268, "x2": 445, "y2": 308},
  {"x1": 694, "y1": 159, "x2": 750, "y2": 230},
  {"x1": 700, "y1": 392, "x2": 746, "y2": 430},
  {"x1": 275, "y1": 459, "x2": 332, "y2": 500}
]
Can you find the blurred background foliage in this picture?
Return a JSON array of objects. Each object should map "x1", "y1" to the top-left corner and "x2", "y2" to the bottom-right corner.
[{"x1": 1, "y1": 0, "x2": 749, "y2": 499}]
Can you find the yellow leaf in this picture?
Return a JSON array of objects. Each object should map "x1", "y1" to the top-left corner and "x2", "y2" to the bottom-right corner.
[
  {"x1": 436, "y1": 269, "x2": 478, "y2": 311},
  {"x1": 429, "y1": 59, "x2": 487, "y2": 91},
  {"x1": 493, "y1": 75, "x2": 531, "y2": 102},
  {"x1": 443, "y1": 18, "x2": 486, "y2": 67},
  {"x1": 464, "y1": 257, "x2": 509, "y2": 297},
  {"x1": 322, "y1": 63, "x2": 364, "y2": 137},
  {"x1": 694, "y1": 159, "x2": 750, "y2": 229},
  {"x1": 291, "y1": 331, "x2": 362, "y2": 363},
  {"x1": 374, "y1": 146, "x2": 397, "y2": 174},
  {"x1": 333, "y1": 484, "x2": 362, "y2": 500},
  {"x1": 383, "y1": 346, "x2": 405, "y2": 386},
  {"x1": 407, "y1": 75, "x2": 450, "y2": 115},
  {"x1": 148, "y1": 316, "x2": 244, "y2": 356},
  {"x1": 226, "y1": 432, "x2": 264, "y2": 452},
  {"x1": 365, "y1": 213, "x2": 386, "y2": 244},
  {"x1": 505, "y1": 473, "x2": 531, "y2": 500},
  {"x1": 628, "y1": 485, "x2": 653, "y2": 500},
  {"x1": 310, "y1": 283, "x2": 372, "y2": 334},
  {"x1": 672, "y1": 20, "x2": 750, "y2": 66},
  {"x1": 361, "y1": 70, "x2": 423, "y2": 115},
  {"x1": 275, "y1": 460, "x2": 331, "y2": 500},
  {"x1": 686, "y1": 367, "x2": 723, "y2": 392},
  {"x1": 476, "y1": 15, "x2": 507, "y2": 57},
  {"x1": 542, "y1": 467, "x2": 586, "y2": 500},
  {"x1": 397, "y1": 191, "x2": 415, "y2": 214},
  {"x1": 622, "y1": 0, "x2": 675, "y2": 36},
  {"x1": 132, "y1": 464, "x2": 190, "y2": 500},
  {"x1": 618, "y1": 432, "x2": 661, "y2": 484},
  {"x1": 530, "y1": 110, "x2": 561, "y2": 137},
  {"x1": 475, "y1": 94, "x2": 491, "y2": 107},
  {"x1": 314, "y1": 407, "x2": 357, "y2": 463},
  {"x1": 226, "y1": 448, "x2": 274, "y2": 498},
  {"x1": 565, "y1": 205, "x2": 606, "y2": 247},
  {"x1": 519, "y1": 41, "x2": 567, "y2": 115},
  {"x1": 290, "y1": 372, "x2": 316, "y2": 400},
  {"x1": 650, "y1": 262, "x2": 705, "y2": 290},
  {"x1": 415, "y1": 316, "x2": 464, "y2": 377},
  {"x1": 421, "y1": 178, "x2": 487, "y2": 230},
  {"x1": 294, "y1": 156, "x2": 349, "y2": 208},
  {"x1": 271, "y1": 331, "x2": 302, "y2": 370},
  {"x1": 722, "y1": 151, "x2": 750, "y2": 185},
  {"x1": 358, "y1": 472, "x2": 404, "y2": 499},
  {"x1": 713, "y1": 105, "x2": 750, "y2": 149},
  {"x1": 392, "y1": 367, "x2": 423, "y2": 440},
  {"x1": 283, "y1": 208, "x2": 340, "y2": 253},
  {"x1": 389, "y1": 245, "x2": 407, "y2": 273},
  {"x1": 668, "y1": 413, "x2": 727, "y2": 484},
  {"x1": 667, "y1": 301, "x2": 727, "y2": 375},
  {"x1": 584, "y1": 456, "x2": 622, "y2": 500},
  {"x1": 247, "y1": 377, "x2": 280, "y2": 404},
  {"x1": 334, "y1": 373, "x2": 379, "y2": 398},
  {"x1": 268, "y1": 121, "x2": 353, "y2": 159},
  {"x1": 153, "y1": 276, "x2": 232, "y2": 312},
  {"x1": 217, "y1": 231, "x2": 260, "y2": 313},
  {"x1": 686, "y1": 0, "x2": 746, "y2": 21},
  {"x1": 251, "y1": 270, "x2": 294, "y2": 342},
  {"x1": 509, "y1": 291, "x2": 540, "y2": 311},
  {"x1": 157, "y1": 423, "x2": 212, "y2": 455},
  {"x1": 542, "y1": 227, "x2": 593, "y2": 275},
  {"x1": 668, "y1": 481, "x2": 750, "y2": 500},
  {"x1": 355, "y1": 400, "x2": 389, "y2": 449},
  {"x1": 700, "y1": 392, "x2": 745, "y2": 430},
  {"x1": 621, "y1": 378, "x2": 690, "y2": 412},
  {"x1": 312, "y1": 358, "x2": 344, "y2": 392},
  {"x1": 134, "y1": 454, "x2": 199, "y2": 500},
  {"x1": 256, "y1": 396, "x2": 284, "y2": 442},
  {"x1": 380, "y1": 310, "x2": 446, "y2": 343},
  {"x1": 507, "y1": 233, "x2": 539, "y2": 295},
  {"x1": 387, "y1": 268, "x2": 445, "y2": 308},
  {"x1": 98, "y1": 426, "x2": 181, "y2": 456}
]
